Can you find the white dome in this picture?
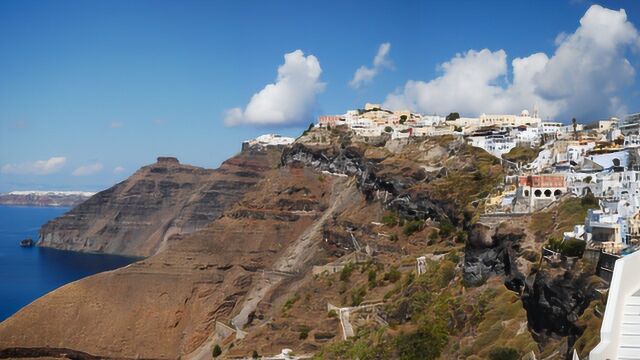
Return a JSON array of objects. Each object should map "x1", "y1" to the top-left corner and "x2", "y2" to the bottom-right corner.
[{"x1": 520, "y1": 109, "x2": 530, "y2": 117}]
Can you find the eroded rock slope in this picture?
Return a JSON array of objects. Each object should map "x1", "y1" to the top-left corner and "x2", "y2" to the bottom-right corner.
[{"x1": 38, "y1": 150, "x2": 280, "y2": 257}]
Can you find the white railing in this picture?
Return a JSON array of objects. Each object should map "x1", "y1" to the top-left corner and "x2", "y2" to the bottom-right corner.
[{"x1": 590, "y1": 250, "x2": 640, "y2": 359}]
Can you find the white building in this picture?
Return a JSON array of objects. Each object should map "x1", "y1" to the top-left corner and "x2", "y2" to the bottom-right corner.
[
  {"x1": 416, "y1": 115, "x2": 446, "y2": 127},
  {"x1": 586, "y1": 208, "x2": 624, "y2": 245},
  {"x1": 243, "y1": 134, "x2": 295, "y2": 149},
  {"x1": 624, "y1": 134, "x2": 640, "y2": 148},
  {"x1": 467, "y1": 134, "x2": 517, "y2": 157},
  {"x1": 542, "y1": 121, "x2": 564, "y2": 135},
  {"x1": 511, "y1": 126, "x2": 542, "y2": 145},
  {"x1": 598, "y1": 118, "x2": 619, "y2": 132}
]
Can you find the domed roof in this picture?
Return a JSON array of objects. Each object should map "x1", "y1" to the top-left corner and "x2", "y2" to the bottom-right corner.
[{"x1": 520, "y1": 109, "x2": 530, "y2": 117}]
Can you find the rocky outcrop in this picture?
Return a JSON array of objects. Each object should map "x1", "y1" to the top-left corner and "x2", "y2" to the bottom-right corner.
[
  {"x1": 282, "y1": 138, "x2": 464, "y2": 223},
  {"x1": 464, "y1": 223, "x2": 526, "y2": 290},
  {"x1": 38, "y1": 148, "x2": 281, "y2": 257},
  {"x1": 522, "y1": 268, "x2": 599, "y2": 353}
]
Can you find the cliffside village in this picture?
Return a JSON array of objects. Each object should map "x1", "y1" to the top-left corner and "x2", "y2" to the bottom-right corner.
[{"x1": 316, "y1": 103, "x2": 640, "y2": 258}]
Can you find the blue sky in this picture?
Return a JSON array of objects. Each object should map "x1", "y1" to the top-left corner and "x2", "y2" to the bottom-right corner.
[{"x1": 1, "y1": 0, "x2": 639, "y2": 192}]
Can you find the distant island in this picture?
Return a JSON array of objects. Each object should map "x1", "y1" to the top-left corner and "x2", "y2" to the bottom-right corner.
[{"x1": 0, "y1": 191, "x2": 95, "y2": 207}]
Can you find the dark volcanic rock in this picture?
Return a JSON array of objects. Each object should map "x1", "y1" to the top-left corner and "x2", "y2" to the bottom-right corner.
[
  {"x1": 281, "y1": 142, "x2": 446, "y2": 222},
  {"x1": 522, "y1": 269, "x2": 598, "y2": 342},
  {"x1": 464, "y1": 223, "x2": 525, "y2": 290}
]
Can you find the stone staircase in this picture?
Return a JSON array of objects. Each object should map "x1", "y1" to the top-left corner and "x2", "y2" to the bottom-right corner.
[{"x1": 619, "y1": 292, "x2": 640, "y2": 359}]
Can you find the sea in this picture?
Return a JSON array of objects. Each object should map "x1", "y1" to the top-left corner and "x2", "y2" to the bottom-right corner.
[{"x1": 0, "y1": 205, "x2": 137, "y2": 322}]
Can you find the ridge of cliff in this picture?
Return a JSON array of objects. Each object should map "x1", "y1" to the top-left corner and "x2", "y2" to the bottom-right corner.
[
  {"x1": 0, "y1": 127, "x2": 604, "y2": 359},
  {"x1": 38, "y1": 148, "x2": 281, "y2": 257}
]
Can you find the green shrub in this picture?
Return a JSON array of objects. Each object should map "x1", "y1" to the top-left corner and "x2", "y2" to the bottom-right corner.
[
  {"x1": 382, "y1": 213, "x2": 398, "y2": 227},
  {"x1": 394, "y1": 320, "x2": 448, "y2": 360},
  {"x1": 546, "y1": 237, "x2": 586, "y2": 257},
  {"x1": 340, "y1": 263, "x2": 355, "y2": 282},
  {"x1": 488, "y1": 347, "x2": 519, "y2": 360},
  {"x1": 282, "y1": 293, "x2": 300, "y2": 311},
  {"x1": 403, "y1": 220, "x2": 424, "y2": 236},
  {"x1": 445, "y1": 251, "x2": 460, "y2": 264},
  {"x1": 327, "y1": 309, "x2": 338, "y2": 318},
  {"x1": 351, "y1": 286, "x2": 367, "y2": 306},
  {"x1": 501, "y1": 146, "x2": 540, "y2": 164},
  {"x1": 562, "y1": 238, "x2": 586, "y2": 257},
  {"x1": 212, "y1": 344, "x2": 222, "y2": 358},
  {"x1": 438, "y1": 218, "x2": 455, "y2": 238},
  {"x1": 384, "y1": 267, "x2": 401, "y2": 283},
  {"x1": 368, "y1": 269, "x2": 377, "y2": 288},
  {"x1": 252, "y1": 350, "x2": 259, "y2": 359},
  {"x1": 390, "y1": 233, "x2": 399, "y2": 241},
  {"x1": 299, "y1": 326, "x2": 311, "y2": 340},
  {"x1": 437, "y1": 261, "x2": 456, "y2": 288}
]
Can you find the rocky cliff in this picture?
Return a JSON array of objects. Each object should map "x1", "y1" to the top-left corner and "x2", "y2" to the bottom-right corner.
[
  {"x1": 0, "y1": 127, "x2": 605, "y2": 359},
  {"x1": 38, "y1": 149, "x2": 281, "y2": 257}
]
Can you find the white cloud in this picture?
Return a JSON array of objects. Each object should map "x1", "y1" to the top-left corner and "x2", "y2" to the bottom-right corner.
[
  {"x1": 109, "y1": 121, "x2": 123, "y2": 128},
  {"x1": 72, "y1": 162, "x2": 104, "y2": 176},
  {"x1": 384, "y1": 5, "x2": 639, "y2": 120},
  {"x1": 113, "y1": 166, "x2": 125, "y2": 174},
  {"x1": 1, "y1": 157, "x2": 66, "y2": 175},
  {"x1": 350, "y1": 42, "x2": 392, "y2": 88},
  {"x1": 224, "y1": 50, "x2": 326, "y2": 127}
]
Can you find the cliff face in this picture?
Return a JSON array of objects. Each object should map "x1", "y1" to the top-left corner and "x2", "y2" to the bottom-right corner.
[
  {"x1": 38, "y1": 150, "x2": 280, "y2": 257},
  {"x1": 0, "y1": 160, "x2": 341, "y2": 359},
  {"x1": 0, "y1": 128, "x2": 604, "y2": 359}
]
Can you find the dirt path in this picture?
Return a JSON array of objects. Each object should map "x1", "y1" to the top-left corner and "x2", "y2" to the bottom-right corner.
[{"x1": 185, "y1": 178, "x2": 356, "y2": 360}]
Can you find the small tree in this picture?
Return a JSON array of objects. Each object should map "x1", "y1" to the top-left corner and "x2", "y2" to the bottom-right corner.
[
  {"x1": 299, "y1": 326, "x2": 311, "y2": 339},
  {"x1": 446, "y1": 112, "x2": 460, "y2": 121},
  {"x1": 399, "y1": 115, "x2": 408, "y2": 124},
  {"x1": 212, "y1": 344, "x2": 222, "y2": 358},
  {"x1": 252, "y1": 350, "x2": 259, "y2": 359},
  {"x1": 488, "y1": 347, "x2": 519, "y2": 360},
  {"x1": 384, "y1": 126, "x2": 393, "y2": 133}
]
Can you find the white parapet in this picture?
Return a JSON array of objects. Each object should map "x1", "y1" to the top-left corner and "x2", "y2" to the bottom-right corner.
[{"x1": 590, "y1": 250, "x2": 640, "y2": 359}]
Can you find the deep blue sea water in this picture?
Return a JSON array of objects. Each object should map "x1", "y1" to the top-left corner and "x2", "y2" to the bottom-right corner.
[{"x1": 0, "y1": 205, "x2": 137, "y2": 322}]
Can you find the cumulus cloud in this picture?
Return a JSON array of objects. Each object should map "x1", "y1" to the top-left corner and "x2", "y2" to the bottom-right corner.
[
  {"x1": 113, "y1": 166, "x2": 125, "y2": 174},
  {"x1": 350, "y1": 42, "x2": 393, "y2": 88},
  {"x1": 1, "y1": 157, "x2": 66, "y2": 175},
  {"x1": 384, "y1": 5, "x2": 639, "y2": 120},
  {"x1": 72, "y1": 162, "x2": 104, "y2": 176},
  {"x1": 224, "y1": 50, "x2": 326, "y2": 127}
]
